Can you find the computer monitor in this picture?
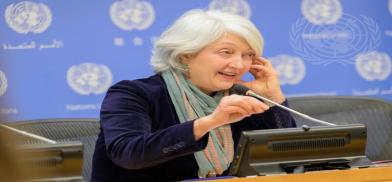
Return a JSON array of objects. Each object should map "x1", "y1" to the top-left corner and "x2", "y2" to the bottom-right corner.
[{"x1": 229, "y1": 124, "x2": 372, "y2": 177}]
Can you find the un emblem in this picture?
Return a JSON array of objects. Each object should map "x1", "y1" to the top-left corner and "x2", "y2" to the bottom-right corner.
[
  {"x1": 110, "y1": 0, "x2": 155, "y2": 31},
  {"x1": 301, "y1": 0, "x2": 342, "y2": 25},
  {"x1": 5, "y1": 1, "x2": 52, "y2": 34},
  {"x1": 290, "y1": 14, "x2": 381, "y2": 65},
  {"x1": 209, "y1": 0, "x2": 251, "y2": 18},
  {"x1": 269, "y1": 55, "x2": 306, "y2": 85},
  {"x1": 0, "y1": 70, "x2": 7, "y2": 97},
  {"x1": 67, "y1": 63, "x2": 113, "y2": 95},
  {"x1": 355, "y1": 51, "x2": 392, "y2": 81}
]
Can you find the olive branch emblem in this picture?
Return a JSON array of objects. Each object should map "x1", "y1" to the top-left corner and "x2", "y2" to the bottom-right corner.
[{"x1": 289, "y1": 14, "x2": 381, "y2": 65}]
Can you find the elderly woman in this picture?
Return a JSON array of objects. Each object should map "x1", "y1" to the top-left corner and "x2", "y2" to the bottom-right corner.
[{"x1": 92, "y1": 9, "x2": 296, "y2": 181}]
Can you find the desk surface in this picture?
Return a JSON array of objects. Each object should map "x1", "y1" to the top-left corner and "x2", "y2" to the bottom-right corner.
[{"x1": 210, "y1": 166, "x2": 392, "y2": 182}]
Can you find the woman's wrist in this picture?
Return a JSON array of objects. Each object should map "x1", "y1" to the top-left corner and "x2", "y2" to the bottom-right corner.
[
  {"x1": 193, "y1": 115, "x2": 218, "y2": 141},
  {"x1": 271, "y1": 91, "x2": 286, "y2": 104},
  {"x1": 261, "y1": 90, "x2": 285, "y2": 105}
]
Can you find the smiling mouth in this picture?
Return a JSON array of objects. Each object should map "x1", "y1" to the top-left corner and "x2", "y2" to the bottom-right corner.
[{"x1": 218, "y1": 71, "x2": 236, "y2": 78}]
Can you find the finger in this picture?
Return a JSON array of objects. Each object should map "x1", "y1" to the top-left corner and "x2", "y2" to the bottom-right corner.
[
  {"x1": 237, "y1": 97, "x2": 257, "y2": 115},
  {"x1": 254, "y1": 58, "x2": 276, "y2": 73},
  {"x1": 246, "y1": 96, "x2": 270, "y2": 113},
  {"x1": 252, "y1": 58, "x2": 273, "y2": 70},
  {"x1": 250, "y1": 64, "x2": 270, "y2": 72},
  {"x1": 249, "y1": 63, "x2": 265, "y2": 76},
  {"x1": 224, "y1": 105, "x2": 250, "y2": 117},
  {"x1": 255, "y1": 101, "x2": 270, "y2": 113},
  {"x1": 240, "y1": 96, "x2": 268, "y2": 114},
  {"x1": 225, "y1": 95, "x2": 270, "y2": 115},
  {"x1": 252, "y1": 56, "x2": 264, "y2": 64},
  {"x1": 222, "y1": 95, "x2": 254, "y2": 115},
  {"x1": 249, "y1": 65, "x2": 269, "y2": 78},
  {"x1": 254, "y1": 56, "x2": 272, "y2": 67},
  {"x1": 250, "y1": 64, "x2": 277, "y2": 76},
  {"x1": 233, "y1": 95, "x2": 264, "y2": 115}
]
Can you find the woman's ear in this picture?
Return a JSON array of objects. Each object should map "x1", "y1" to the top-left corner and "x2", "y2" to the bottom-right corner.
[{"x1": 180, "y1": 54, "x2": 193, "y2": 64}]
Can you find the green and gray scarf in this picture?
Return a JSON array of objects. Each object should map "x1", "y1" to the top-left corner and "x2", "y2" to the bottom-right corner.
[{"x1": 162, "y1": 69, "x2": 234, "y2": 178}]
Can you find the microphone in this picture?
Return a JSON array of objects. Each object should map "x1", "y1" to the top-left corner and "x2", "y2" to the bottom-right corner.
[
  {"x1": 231, "y1": 84, "x2": 336, "y2": 126},
  {"x1": 0, "y1": 123, "x2": 57, "y2": 144}
]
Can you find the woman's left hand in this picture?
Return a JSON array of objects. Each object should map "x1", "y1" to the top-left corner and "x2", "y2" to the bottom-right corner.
[{"x1": 239, "y1": 56, "x2": 286, "y2": 104}]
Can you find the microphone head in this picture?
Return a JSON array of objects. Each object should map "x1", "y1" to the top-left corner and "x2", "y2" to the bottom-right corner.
[{"x1": 230, "y1": 84, "x2": 250, "y2": 95}]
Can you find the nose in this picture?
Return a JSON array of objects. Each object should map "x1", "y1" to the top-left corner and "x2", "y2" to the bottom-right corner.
[{"x1": 229, "y1": 55, "x2": 245, "y2": 69}]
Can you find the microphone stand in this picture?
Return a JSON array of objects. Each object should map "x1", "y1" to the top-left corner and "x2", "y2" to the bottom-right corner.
[{"x1": 246, "y1": 91, "x2": 336, "y2": 126}]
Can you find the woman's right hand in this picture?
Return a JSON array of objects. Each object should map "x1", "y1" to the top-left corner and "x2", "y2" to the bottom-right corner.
[{"x1": 193, "y1": 95, "x2": 270, "y2": 140}]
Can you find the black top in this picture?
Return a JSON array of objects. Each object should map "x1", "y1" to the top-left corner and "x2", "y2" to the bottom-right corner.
[{"x1": 91, "y1": 74, "x2": 296, "y2": 181}]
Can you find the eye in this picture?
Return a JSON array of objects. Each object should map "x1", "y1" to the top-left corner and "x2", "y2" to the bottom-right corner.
[
  {"x1": 243, "y1": 52, "x2": 255, "y2": 60},
  {"x1": 218, "y1": 49, "x2": 234, "y2": 57}
]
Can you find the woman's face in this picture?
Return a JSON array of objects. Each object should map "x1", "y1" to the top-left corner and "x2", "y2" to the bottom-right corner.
[{"x1": 183, "y1": 33, "x2": 255, "y2": 95}]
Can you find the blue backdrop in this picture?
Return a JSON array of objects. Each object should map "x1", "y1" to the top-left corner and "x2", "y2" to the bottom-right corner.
[{"x1": 0, "y1": 0, "x2": 391, "y2": 122}]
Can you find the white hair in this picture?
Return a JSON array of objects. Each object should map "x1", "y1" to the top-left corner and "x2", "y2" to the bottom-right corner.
[{"x1": 150, "y1": 9, "x2": 264, "y2": 73}]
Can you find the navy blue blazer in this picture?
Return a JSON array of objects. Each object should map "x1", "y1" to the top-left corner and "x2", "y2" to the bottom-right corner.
[{"x1": 91, "y1": 74, "x2": 296, "y2": 181}]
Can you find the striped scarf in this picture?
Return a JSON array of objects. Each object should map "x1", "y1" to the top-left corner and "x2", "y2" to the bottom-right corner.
[{"x1": 161, "y1": 69, "x2": 234, "y2": 178}]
